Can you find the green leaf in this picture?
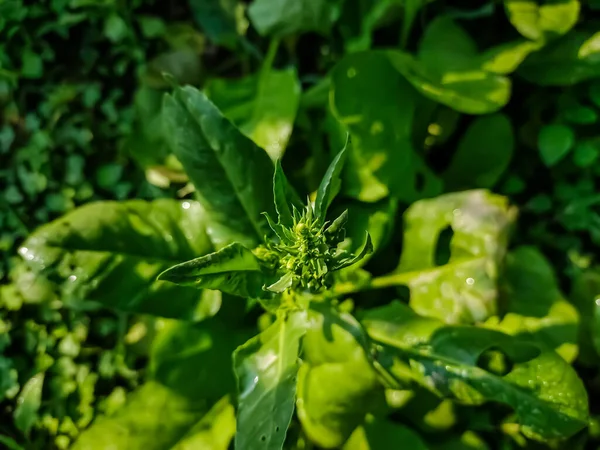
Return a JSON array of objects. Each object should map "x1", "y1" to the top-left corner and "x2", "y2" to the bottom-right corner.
[
  {"x1": 333, "y1": 198, "x2": 396, "y2": 267},
  {"x1": 385, "y1": 17, "x2": 512, "y2": 114},
  {"x1": 388, "y1": 50, "x2": 510, "y2": 114},
  {"x1": 163, "y1": 86, "x2": 276, "y2": 248},
  {"x1": 0, "y1": 435, "x2": 24, "y2": 450},
  {"x1": 206, "y1": 68, "x2": 301, "y2": 161},
  {"x1": 14, "y1": 373, "x2": 44, "y2": 435},
  {"x1": 343, "y1": 419, "x2": 428, "y2": 450},
  {"x1": 248, "y1": 0, "x2": 343, "y2": 37},
  {"x1": 573, "y1": 141, "x2": 600, "y2": 167},
  {"x1": 504, "y1": 0, "x2": 580, "y2": 42},
  {"x1": 266, "y1": 272, "x2": 293, "y2": 293},
  {"x1": 233, "y1": 310, "x2": 308, "y2": 450},
  {"x1": 570, "y1": 269, "x2": 600, "y2": 366},
  {"x1": 538, "y1": 124, "x2": 575, "y2": 166},
  {"x1": 331, "y1": 51, "x2": 441, "y2": 203},
  {"x1": 19, "y1": 199, "x2": 214, "y2": 319},
  {"x1": 297, "y1": 306, "x2": 383, "y2": 448},
  {"x1": 479, "y1": 40, "x2": 543, "y2": 75},
  {"x1": 487, "y1": 247, "x2": 579, "y2": 362},
  {"x1": 417, "y1": 16, "x2": 478, "y2": 73},
  {"x1": 171, "y1": 396, "x2": 236, "y2": 450},
  {"x1": 74, "y1": 317, "x2": 250, "y2": 450},
  {"x1": 159, "y1": 243, "x2": 268, "y2": 299},
  {"x1": 518, "y1": 31, "x2": 600, "y2": 85},
  {"x1": 363, "y1": 302, "x2": 589, "y2": 440},
  {"x1": 272, "y1": 160, "x2": 303, "y2": 227},
  {"x1": 189, "y1": 0, "x2": 244, "y2": 47},
  {"x1": 380, "y1": 191, "x2": 516, "y2": 324},
  {"x1": 443, "y1": 113, "x2": 515, "y2": 189},
  {"x1": 331, "y1": 232, "x2": 373, "y2": 271},
  {"x1": 104, "y1": 14, "x2": 129, "y2": 43},
  {"x1": 314, "y1": 143, "x2": 348, "y2": 221}
]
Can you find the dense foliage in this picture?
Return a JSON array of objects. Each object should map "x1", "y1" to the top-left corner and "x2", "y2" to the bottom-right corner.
[{"x1": 4, "y1": 0, "x2": 600, "y2": 449}]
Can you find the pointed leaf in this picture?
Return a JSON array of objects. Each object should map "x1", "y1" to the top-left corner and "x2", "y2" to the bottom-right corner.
[
  {"x1": 324, "y1": 209, "x2": 348, "y2": 245},
  {"x1": 332, "y1": 232, "x2": 373, "y2": 271},
  {"x1": 162, "y1": 86, "x2": 276, "y2": 248},
  {"x1": 159, "y1": 243, "x2": 267, "y2": 298},
  {"x1": 314, "y1": 143, "x2": 348, "y2": 221},
  {"x1": 18, "y1": 199, "x2": 214, "y2": 319},
  {"x1": 234, "y1": 310, "x2": 308, "y2": 450},
  {"x1": 266, "y1": 272, "x2": 293, "y2": 293},
  {"x1": 273, "y1": 160, "x2": 303, "y2": 227}
]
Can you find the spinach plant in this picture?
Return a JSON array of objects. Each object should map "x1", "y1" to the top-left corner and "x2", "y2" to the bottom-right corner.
[{"x1": 18, "y1": 85, "x2": 589, "y2": 449}]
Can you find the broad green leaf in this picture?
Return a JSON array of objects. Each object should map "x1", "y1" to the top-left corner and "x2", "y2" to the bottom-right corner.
[
  {"x1": 519, "y1": 31, "x2": 600, "y2": 85},
  {"x1": 385, "y1": 17, "x2": 512, "y2": 114},
  {"x1": 206, "y1": 69, "x2": 301, "y2": 161},
  {"x1": 417, "y1": 16, "x2": 478, "y2": 73},
  {"x1": 297, "y1": 307, "x2": 383, "y2": 448},
  {"x1": 380, "y1": 191, "x2": 516, "y2": 324},
  {"x1": 314, "y1": 144, "x2": 347, "y2": 221},
  {"x1": 363, "y1": 302, "x2": 589, "y2": 440},
  {"x1": 248, "y1": 0, "x2": 342, "y2": 36},
  {"x1": 189, "y1": 0, "x2": 244, "y2": 47},
  {"x1": 486, "y1": 247, "x2": 579, "y2": 362},
  {"x1": 387, "y1": 50, "x2": 510, "y2": 115},
  {"x1": 13, "y1": 373, "x2": 44, "y2": 435},
  {"x1": 233, "y1": 310, "x2": 308, "y2": 450},
  {"x1": 158, "y1": 243, "x2": 269, "y2": 298},
  {"x1": 273, "y1": 160, "x2": 303, "y2": 226},
  {"x1": 504, "y1": 0, "x2": 580, "y2": 42},
  {"x1": 573, "y1": 141, "x2": 600, "y2": 167},
  {"x1": 443, "y1": 114, "x2": 514, "y2": 189},
  {"x1": 163, "y1": 86, "x2": 276, "y2": 248},
  {"x1": 330, "y1": 51, "x2": 440, "y2": 202},
  {"x1": 479, "y1": 40, "x2": 543, "y2": 75},
  {"x1": 343, "y1": 419, "x2": 428, "y2": 450},
  {"x1": 74, "y1": 318, "x2": 249, "y2": 450},
  {"x1": 570, "y1": 269, "x2": 600, "y2": 366},
  {"x1": 538, "y1": 124, "x2": 575, "y2": 166},
  {"x1": 19, "y1": 199, "x2": 214, "y2": 319}
]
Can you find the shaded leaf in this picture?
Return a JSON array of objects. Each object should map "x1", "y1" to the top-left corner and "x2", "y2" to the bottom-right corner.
[
  {"x1": 74, "y1": 318, "x2": 250, "y2": 450},
  {"x1": 189, "y1": 0, "x2": 243, "y2": 47},
  {"x1": 538, "y1": 124, "x2": 575, "y2": 166},
  {"x1": 19, "y1": 200, "x2": 213, "y2": 319},
  {"x1": 163, "y1": 86, "x2": 276, "y2": 248},
  {"x1": 570, "y1": 268, "x2": 600, "y2": 366},
  {"x1": 443, "y1": 114, "x2": 514, "y2": 189},
  {"x1": 159, "y1": 243, "x2": 268, "y2": 299},
  {"x1": 14, "y1": 373, "x2": 44, "y2": 435},
  {"x1": 331, "y1": 232, "x2": 373, "y2": 271},
  {"x1": 206, "y1": 69, "x2": 301, "y2": 161},
  {"x1": 233, "y1": 310, "x2": 308, "y2": 450},
  {"x1": 519, "y1": 31, "x2": 600, "y2": 85},
  {"x1": 363, "y1": 302, "x2": 589, "y2": 441},
  {"x1": 343, "y1": 419, "x2": 428, "y2": 450},
  {"x1": 330, "y1": 51, "x2": 440, "y2": 202},
  {"x1": 248, "y1": 0, "x2": 343, "y2": 37}
]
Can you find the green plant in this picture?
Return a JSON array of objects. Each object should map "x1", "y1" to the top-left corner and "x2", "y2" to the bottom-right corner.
[{"x1": 13, "y1": 85, "x2": 590, "y2": 449}]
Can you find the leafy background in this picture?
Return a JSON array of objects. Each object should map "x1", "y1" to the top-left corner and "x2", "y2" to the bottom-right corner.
[{"x1": 4, "y1": 0, "x2": 600, "y2": 449}]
